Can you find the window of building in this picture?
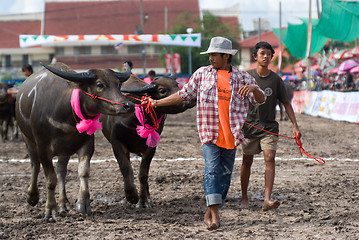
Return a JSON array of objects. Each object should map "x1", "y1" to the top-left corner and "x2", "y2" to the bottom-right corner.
[
  {"x1": 154, "y1": 46, "x2": 163, "y2": 54},
  {"x1": 74, "y1": 46, "x2": 91, "y2": 55},
  {"x1": 22, "y1": 54, "x2": 29, "y2": 66},
  {"x1": 128, "y1": 45, "x2": 142, "y2": 54},
  {"x1": 55, "y1": 47, "x2": 65, "y2": 56},
  {"x1": 101, "y1": 46, "x2": 117, "y2": 55},
  {"x1": 5, "y1": 55, "x2": 11, "y2": 68}
]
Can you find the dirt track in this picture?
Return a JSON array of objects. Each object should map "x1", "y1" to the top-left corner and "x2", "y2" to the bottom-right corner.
[{"x1": 0, "y1": 107, "x2": 358, "y2": 239}]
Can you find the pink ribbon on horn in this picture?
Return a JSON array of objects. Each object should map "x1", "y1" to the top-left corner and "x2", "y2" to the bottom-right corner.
[
  {"x1": 71, "y1": 88, "x2": 102, "y2": 135},
  {"x1": 135, "y1": 105, "x2": 162, "y2": 147}
]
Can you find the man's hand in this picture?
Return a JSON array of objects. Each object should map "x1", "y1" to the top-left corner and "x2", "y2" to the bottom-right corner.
[
  {"x1": 237, "y1": 85, "x2": 257, "y2": 97},
  {"x1": 238, "y1": 85, "x2": 265, "y2": 103},
  {"x1": 141, "y1": 96, "x2": 155, "y2": 107},
  {"x1": 293, "y1": 126, "x2": 302, "y2": 139}
]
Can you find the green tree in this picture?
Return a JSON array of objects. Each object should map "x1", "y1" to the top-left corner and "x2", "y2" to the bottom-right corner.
[{"x1": 162, "y1": 12, "x2": 241, "y2": 74}]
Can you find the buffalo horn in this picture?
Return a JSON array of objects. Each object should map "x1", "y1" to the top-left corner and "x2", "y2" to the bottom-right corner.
[
  {"x1": 169, "y1": 67, "x2": 177, "y2": 80},
  {"x1": 114, "y1": 63, "x2": 131, "y2": 83},
  {"x1": 121, "y1": 83, "x2": 157, "y2": 94},
  {"x1": 41, "y1": 63, "x2": 96, "y2": 82}
]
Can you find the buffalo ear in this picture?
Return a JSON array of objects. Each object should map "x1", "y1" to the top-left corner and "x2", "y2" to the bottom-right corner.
[
  {"x1": 41, "y1": 63, "x2": 96, "y2": 82},
  {"x1": 114, "y1": 63, "x2": 131, "y2": 83}
]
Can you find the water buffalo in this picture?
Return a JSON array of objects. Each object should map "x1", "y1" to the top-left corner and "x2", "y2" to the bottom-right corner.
[
  {"x1": 100, "y1": 73, "x2": 195, "y2": 208},
  {"x1": 278, "y1": 81, "x2": 294, "y2": 121},
  {"x1": 0, "y1": 82, "x2": 12, "y2": 142},
  {"x1": 15, "y1": 62, "x2": 135, "y2": 218}
]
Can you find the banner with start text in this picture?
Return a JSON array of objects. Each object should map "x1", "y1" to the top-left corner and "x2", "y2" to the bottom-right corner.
[{"x1": 19, "y1": 34, "x2": 201, "y2": 48}]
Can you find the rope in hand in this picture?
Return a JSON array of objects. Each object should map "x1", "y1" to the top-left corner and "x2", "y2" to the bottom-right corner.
[
  {"x1": 82, "y1": 90, "x2": 160, "y2": 130},
  {"x1": 244, "y1": 122, "x2": 325, "y2": 164},
  {"x1": 122, "y1": 94, "x2": 160, "y2": 130},
  {"x1": 139, "y1": 95, "x2": 160, "y2": 129}
]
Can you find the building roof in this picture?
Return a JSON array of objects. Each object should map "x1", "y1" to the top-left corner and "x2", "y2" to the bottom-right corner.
[
  {"x1": 0, "y1": 21, "x2": 41, "y2": 49},
  {"x1": 56, "y1": 55, "x2": 160, "y2": 70},
  {"x1": 0, "y1": 0, "x2": 241, "y2": 71},
  {"x1": 44, "y1": 0, "x2": 200, "y2": 35},
  {"x1": 240, "y1": 30, "x2": 279, "y2": 48},
  {"x1": 0, "y1": 0, "x2": 200, "y2": 49}
]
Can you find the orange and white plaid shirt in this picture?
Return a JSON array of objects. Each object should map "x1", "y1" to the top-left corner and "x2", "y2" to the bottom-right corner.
[{"x1": 178, "y1": 65, "x2": 265, "y2": 147}]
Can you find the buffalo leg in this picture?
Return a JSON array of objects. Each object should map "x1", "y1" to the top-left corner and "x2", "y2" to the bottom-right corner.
[
  {"x1": 39, "y1": 152, "x2": 58, "y2": 219},
  {"x1": 56, "y1": 156, "x2": 71, "y2": 213},
  {"x1": 23, "y1": 137, "x2": 41, "y2": 207},
  {"x1": 0, "y1": 120, "x2": 5, "y2": 142},
  {"x1": 113, "y1": 141, "x2": 139, "y2": 204},
  {"x1": 137, "y1": 148, "x2": 156, "y2": 208},
  {"x1": 76, "y1": 139, "x2": 94, "y2": 214}
]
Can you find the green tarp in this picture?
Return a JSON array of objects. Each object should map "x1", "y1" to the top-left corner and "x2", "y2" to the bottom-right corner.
[
  {"x1": 317, "y1": 0, "x2": 359, "y2": 42},
  {"x1": 273, "y1": 0, "x2": 359, "y2": 58},
  {"x1": 273, "y1": 19, "x2": 328, "y2": 58}
]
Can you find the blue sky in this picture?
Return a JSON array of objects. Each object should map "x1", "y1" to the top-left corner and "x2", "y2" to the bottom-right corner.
[{"x1": 0, "y1": 0, "x2": 320, "y2": 31}]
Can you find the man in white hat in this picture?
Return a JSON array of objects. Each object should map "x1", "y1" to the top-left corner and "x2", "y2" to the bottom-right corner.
[{"x1": 142, "y1": 36, "x2": 265, "y2": 230}]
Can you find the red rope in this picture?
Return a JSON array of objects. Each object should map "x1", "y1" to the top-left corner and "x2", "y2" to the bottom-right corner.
[
  {"x1": 140, "y1": 95, "x2": 160, "y2": 129},
  {"x1": 82, "y1": 90, "x2": 126, "y2": 106},
  {"x1": 82, "y1": 91, "x2": 160, "y2": 129},
  {"x1": 244, "y1": 121, "x2": 325, "y2": 164},
  {"x1": 81, "y1": 91, "x2": 160, "y2": 129}
]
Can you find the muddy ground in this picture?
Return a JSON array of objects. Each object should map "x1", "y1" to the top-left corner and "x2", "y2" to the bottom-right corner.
[{"x1": 0, "y1": 107, "x2": 358, "y2": 239}]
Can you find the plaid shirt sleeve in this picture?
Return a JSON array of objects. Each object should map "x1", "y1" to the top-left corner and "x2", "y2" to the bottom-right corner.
[{"x1": 178, "y1": 67, "x2": 202, "y2": 101}]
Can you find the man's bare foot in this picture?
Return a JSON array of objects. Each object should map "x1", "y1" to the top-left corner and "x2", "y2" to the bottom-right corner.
[
  {"x1": 204, "y1": 205, "x2": 220, "y2": 230},
  {"x1": 204, "y1": 208, "x2": 211, "y2": 227},
  {"x1": 207, "y1": 222, "x2": 220, "y2": 231},
  {"x1": 262, "y1": 200, "x2": 280, "y2": 211},
  {"x1": 240, "y1": 198, "x2": 249, "y2": 210}
]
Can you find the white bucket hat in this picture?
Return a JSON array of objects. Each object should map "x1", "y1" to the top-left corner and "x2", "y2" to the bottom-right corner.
[{"x1": 200, "y1": 36, "x2": 238, "y2": 56}]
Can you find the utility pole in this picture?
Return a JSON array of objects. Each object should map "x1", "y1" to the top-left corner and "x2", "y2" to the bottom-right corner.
[
  {"x1": 258, "y1": 17, "x2": 261, "y2": 42},
  {"x1": 139, "y1": 0, "x2": 144, "y2": 34},
  {"x1": 139, "y1": 0, "x2": 146, "y2": 75},
  {"x1": 164, "y1": 7, "x2": 168, "y2": 34},
  {"x1": 305, "y1": 0, "x2": 312, "y2": 87},
  {"x1": 278, "y1": 2, "x2": 282, "y2": 75},
  {"x1": 187, "y1": 28, "x2": 193, "y2": 74},
  {"x1": 41, "y1": 1, "x2": 46, "y2": 35}
]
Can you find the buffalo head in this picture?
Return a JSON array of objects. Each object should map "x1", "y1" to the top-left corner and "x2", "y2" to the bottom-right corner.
[
  {"x1": 121, "y1": 71, "x2": 195, "y2": 114},
  {"x1": 41, "y1": 62, "x2": 135, "y2": 116}
]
